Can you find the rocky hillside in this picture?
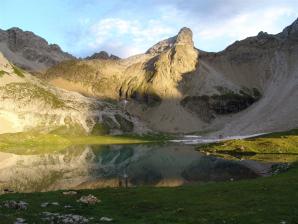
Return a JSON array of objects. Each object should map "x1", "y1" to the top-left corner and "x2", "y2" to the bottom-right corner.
[
  {"x1": 0, "y1": 52, "x2": 148, "y2": 135},
  {"x1": 44, "y1": 26, "x2": 266, "y2": 134},
  {"x1": 204, "y1": 18, "x2": 298, "y2": 136},
  {"x1": 0, "y1": 28, "x2": 74, "y2": 73}
]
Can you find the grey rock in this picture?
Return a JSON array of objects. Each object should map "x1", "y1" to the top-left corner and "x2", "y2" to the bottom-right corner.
[
  {"x1": 280, "y1": 17, "x2": 298, "y2": 39},
  {"x1": 102, "y1": 114, "x2": 119, "y2": 130},
  {"x1": 115, "y1": 114, "x2": 134, "y2": 132},
  {"x1": 63, "y1": 191, "x2": 77, "y2": 195},
  {"x1": 85, "y1": 51, "x2": 120, "y2": 60},
  {"x1": 100, "y1": 217, "x2": 113, "y2": 222},
  {"x1": 41, "y1": 202, "x2": 49, "y2": 208},
  {"x1": 2, "y1": 200, "x2": 28, "y2": 210},
  {"x1": 14, "y1": 218, "x2": 27, "y2": 224},
  {"x1": 41, "y1": 212, "x2": 89, "y2": 224},
  {"x1": 0, "y1": 27, "x2": 75, "y2": 72},
  {"x1": 77, "y1": 194, "x2": 100, "y2": 205},
  {"x1": 146, "y1": 27, "x2": 193, "y2": 54}
]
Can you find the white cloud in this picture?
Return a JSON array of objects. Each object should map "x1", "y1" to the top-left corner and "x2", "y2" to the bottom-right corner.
[
  {"x1": 73, "y1": 0, "x2": 298, "y2": 57},
  {"x1": 196, "y1": 6, "x2": 296, "y2": 41},
  {"x1": 153, "y1": 3, "x2": 298, "y2": 51},
  {"x1": 88, "y1": 18, "x2": 175, "y2": 57}
]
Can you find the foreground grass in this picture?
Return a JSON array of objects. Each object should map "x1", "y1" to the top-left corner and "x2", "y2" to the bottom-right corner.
[
  {"x1": 199, "y1": 129, "x2": 298, "y2": 155},
  {"x1": 1, "y1": 163, "x2": 298, "y2": 223},
  {"x1": 0, "y1": 132, "x2": 169, "y2": 155}
]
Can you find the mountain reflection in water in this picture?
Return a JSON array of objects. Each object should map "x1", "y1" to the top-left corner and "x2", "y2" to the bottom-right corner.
[{"x1": 0, "y1": 143, "x2": 277, "y2": 192}]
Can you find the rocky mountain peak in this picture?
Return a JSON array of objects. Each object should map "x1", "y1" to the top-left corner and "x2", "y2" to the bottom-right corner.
[
  {"x1": 85, "y1": 51, "x2": 120, "y2": 60},
  {"x1": 175, "y1": 27, "x2": 194, "y2": 46},
  {"x1": 0, "y1": 27, "x2": 75, "y2": 72},
  {"x1": 146, "y1": 27, "x2": 194, "y2": 55},
  {"x1": 6, "y1": 27, "x2": 48, "y2": 52},
  {"x1": 280, "y1": 17, "x2": 298, "y2": 39}
]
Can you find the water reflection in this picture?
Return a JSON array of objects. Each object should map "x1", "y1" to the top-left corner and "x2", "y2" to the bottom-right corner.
[{"x1": 0, "y1": 143, "x2": 284, "y2": 192}]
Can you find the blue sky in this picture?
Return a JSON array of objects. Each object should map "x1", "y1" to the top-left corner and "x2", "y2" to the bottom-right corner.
[{"x1": 1, "y1": 0, "x2": 298, "y2": 58}]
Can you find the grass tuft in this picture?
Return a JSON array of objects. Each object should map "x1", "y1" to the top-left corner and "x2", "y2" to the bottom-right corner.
[{"x1": 11, "y1": 65, "x2": 25, "y2": 77}]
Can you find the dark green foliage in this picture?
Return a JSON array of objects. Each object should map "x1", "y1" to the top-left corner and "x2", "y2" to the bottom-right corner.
[
  {"x1": 115, "y1": 114, "x2": 134, "y2": 132},
  {"x1": 12, "y1": 65, "x2": 25, "y2": 77},
  {"x1": 91, "y1": 123, "x2": 110, "y2": 135},
  {"x1": 0, "y1": 70, "x2": 9, "y2": 77},
  {"x1": 252, "y1": 88, "x2": 262, "y2": 99}
]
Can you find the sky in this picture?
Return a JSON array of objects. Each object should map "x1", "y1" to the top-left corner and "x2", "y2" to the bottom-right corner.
[{"x1": 1, "y1": 0, "x2": 298, "y2": 58}]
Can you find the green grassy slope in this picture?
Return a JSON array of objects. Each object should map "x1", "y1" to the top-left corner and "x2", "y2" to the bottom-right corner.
[
  {"x1": 0, "y1": 131, "x2": 169, "y2": 155},
  {"x1": 1, "y1": 163, "x2": 297, "y2": 224}
]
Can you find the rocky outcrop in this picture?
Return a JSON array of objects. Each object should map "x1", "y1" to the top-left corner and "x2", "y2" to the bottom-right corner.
[
  {"x1": 181, "y1": 91, "x2": 261, "y2": 122},
  {"x1": 278, "y1": 18, "x2": 298, "y2": 40},
  {"x1": 146, "y1": 27, "x2": 194, "y2": 54},
  {"x1": 0, "y1": 27, "x2": 74, "y2": 72}
]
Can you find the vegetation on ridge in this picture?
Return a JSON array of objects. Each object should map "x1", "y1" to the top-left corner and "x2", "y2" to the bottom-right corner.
[
  {"x1": 11, "y1": 64, "x2": 25, "y2": 77},
  {"x1": 0, "y1": 82, "x2": 66, "y2": 108},
  {"x1": 198, "y1": 129, "x2": 298, "y2": 155},
  {"x1": 0, "y1": 70, "x2": 9, "y2": 77}
]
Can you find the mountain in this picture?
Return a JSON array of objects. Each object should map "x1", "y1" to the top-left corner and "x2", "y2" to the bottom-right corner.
[
  {"x1": 0, "y1": 27, "x2": 75, "y2": 73},
  {"x1": 0, "y1": 52, "x2": 148, "y2": 135},
  {"x1": 2, "y1": 18, "x2": 298, "y2": 136}
]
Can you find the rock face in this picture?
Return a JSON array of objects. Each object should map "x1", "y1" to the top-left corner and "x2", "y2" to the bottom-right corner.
[
  {"x1": 85, "y1": 51, "x2": 120, "y2": 60},
  {"x1": 279, "y1": 18, "x2": 298, "y2": 40},
  {"x1": 0, "y1": 52, "x2": 148, "y2": 134},
  {"x1": 198, "y1": 18, "x2": 298, "y2": 136},
  {"x1": 146, "y1": 27, "x2": 193, "y2": 54},
  {"x1": 0, "y1": 28, "x2": 74, "y2": 72},
  {"x1": 40, "y1": 18, "x2": 298, "y2": 134}
]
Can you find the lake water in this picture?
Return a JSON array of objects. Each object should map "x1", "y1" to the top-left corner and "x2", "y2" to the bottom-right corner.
[{"x1": 0, "y1": 143, "x2": 294, "y2": 193}]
